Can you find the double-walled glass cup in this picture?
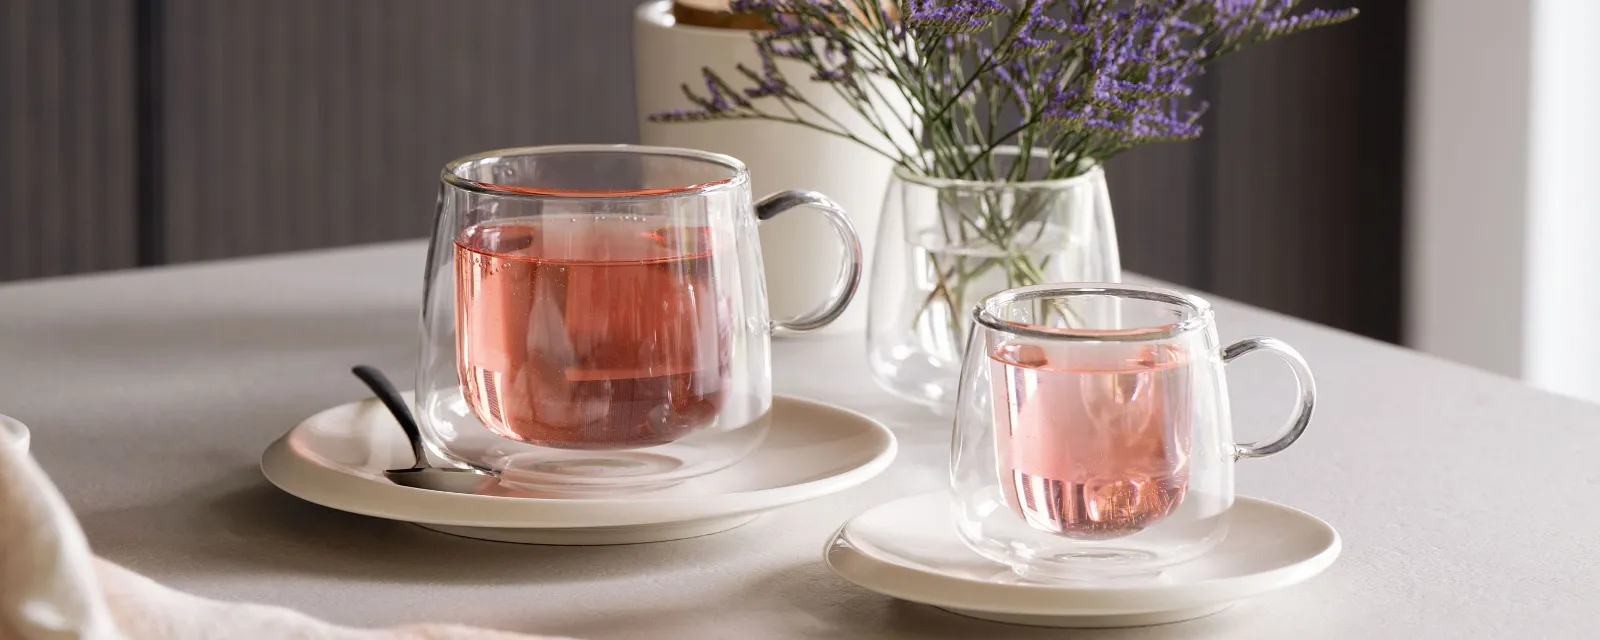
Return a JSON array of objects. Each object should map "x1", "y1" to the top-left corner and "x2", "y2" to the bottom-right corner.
[
  {"x1": 420, "y1": 145, "x2": 861, "y2": 492},
  {"x1": 951, "y1": 284, "x2": 1315, "y2": 580}
]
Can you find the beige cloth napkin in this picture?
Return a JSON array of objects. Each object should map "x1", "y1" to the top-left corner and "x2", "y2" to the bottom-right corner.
[{"x1": 0, "y1": 438, "x2": 572, "y2": 640}]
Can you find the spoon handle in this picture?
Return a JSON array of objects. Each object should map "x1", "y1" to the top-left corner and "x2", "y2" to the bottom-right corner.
[{"x1": 351, "y1": 365, "x2": 429, "y2": 468}]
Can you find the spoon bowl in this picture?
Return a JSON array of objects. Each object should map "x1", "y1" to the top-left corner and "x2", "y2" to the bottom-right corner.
[
  {"x1": 382, "y1": 466, "x2": 498, "y2": 493},
  {"x1": 351, "y1": 366, "x2": 498, "y2": 494}
]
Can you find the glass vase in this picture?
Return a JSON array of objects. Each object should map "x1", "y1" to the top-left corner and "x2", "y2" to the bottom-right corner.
[{"x1": 866, "y1": 150, "x2": 1120, "y2": 411}]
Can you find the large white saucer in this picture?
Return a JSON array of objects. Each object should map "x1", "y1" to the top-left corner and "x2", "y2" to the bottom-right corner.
[
  {"x1": 824, "y1": 492, "x2": 1339, "y2": 628},
  {"x1": 262, "y1": 394, "x2": 896, "y2": 545}
]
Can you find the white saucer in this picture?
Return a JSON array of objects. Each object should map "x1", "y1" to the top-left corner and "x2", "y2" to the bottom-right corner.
[
  {"x1": 1, "y1": 414, "x2": 29, "y2": 452},
  {"x1": 825, "y1": 492, "x2": 1340, "y2": 628},
  {"x1": 262, "y1": 394, "x2": 895, "y2": 545}
]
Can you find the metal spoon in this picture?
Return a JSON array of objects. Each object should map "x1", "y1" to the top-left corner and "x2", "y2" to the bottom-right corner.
[{"x1": 351, "y1": 365, "x2": 497, "y2": 494}]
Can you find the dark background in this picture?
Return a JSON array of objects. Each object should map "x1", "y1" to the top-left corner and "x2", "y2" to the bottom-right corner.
[{"x1": 0, "y1": 0, "x2": 1406, "y2": 342}]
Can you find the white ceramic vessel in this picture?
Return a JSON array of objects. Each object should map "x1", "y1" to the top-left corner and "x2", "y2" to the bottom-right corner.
[
  {"x1": 825, "y1": 492, "x2": 1340, "y2": 628},
  {"x1": 633, "y1": 0, "x2": 911, "y2": 334},
  {"x1": 262, "y1": 394, "x2": 896, "y2": 545},
  {"x1": 1, "y1": 414, "x2": 29, "y2": 452}
]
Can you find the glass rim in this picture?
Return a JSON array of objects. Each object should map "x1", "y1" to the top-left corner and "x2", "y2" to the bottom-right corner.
[
  {"x1": 891, "y1": 145, "x2": 1104, "y2": 191},
  {"x1": 440, "y1": 144, "x2": 750, "y2": 200},
  {"x1": 972, "y1": 283, "x2": 1215, "y2": 342}
]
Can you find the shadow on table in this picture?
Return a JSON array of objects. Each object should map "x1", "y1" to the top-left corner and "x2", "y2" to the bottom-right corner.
[{"x1": 77, "y1": 468, "x2": 718, "y2": 587}]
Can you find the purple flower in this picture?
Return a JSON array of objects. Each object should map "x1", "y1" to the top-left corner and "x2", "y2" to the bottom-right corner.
[
  {"x1": 1006, "y1": 33, "x2": 1059, "y2": 58},
  {"x1": 1012, "y1": 0, "x2": 1066, "y2": 41},
  {"x1": 738, "y1": 55, "x2": 789, "y2": 99},
  {"x1": 1025, "y1": 10, "x2": 1070, "y2": 34},
  {"x1": 770, "y1": 13, "x2": 826, "y2": 38},
  {"x1": 648, "y1": 107, "x2": 713, "y2": 123},
  {"x1": 906, "y1": 0, "x2": 1006, "y2": 35},
  {"x1": 991, "y1": 61, "x2": 1030, "y2": 107},
  {"x1": 811, "y1": 68, "x2": 848, "y2": 83},
  {"x1": 699, "y1": 67, "x2": 751, "y2": 112},
  {"x1": 1265, "y1": 7, "x2": 1361, "y2": 37},
  {"x1": 653, "y1": 0, "x2": 1355, "y2": 175}
]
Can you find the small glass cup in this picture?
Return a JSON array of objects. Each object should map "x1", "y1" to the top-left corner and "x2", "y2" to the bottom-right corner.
[
  {"x1": 419, "y1": 145, "x2": 862, "y2": 492},
  {"x1": 951, "y1": 283, "x2": 1315, "y2": 581}
]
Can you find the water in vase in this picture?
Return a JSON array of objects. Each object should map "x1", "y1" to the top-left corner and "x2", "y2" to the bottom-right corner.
[{"x1": 910, "y1": 227, "x2": 1089, "y2": 363}]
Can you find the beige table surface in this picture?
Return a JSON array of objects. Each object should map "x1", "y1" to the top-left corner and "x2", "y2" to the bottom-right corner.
[{"x1": 2, "y1": 241, "x2": 1596, "y2": 639}]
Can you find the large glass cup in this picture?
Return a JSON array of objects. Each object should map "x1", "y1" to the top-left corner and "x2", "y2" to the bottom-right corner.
[
  {"x1": 420, "y1": 145, "x2": 861, "y2": 492},
  {"x1": 951, "y1": 284, "x2": 1315, "y2": 581}
]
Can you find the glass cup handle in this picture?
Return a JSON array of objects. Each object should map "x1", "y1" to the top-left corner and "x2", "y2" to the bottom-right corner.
[
  {"x1": 755, "y1": 190, "x2": 864, "y2": 335},
  {"x1": 1223, "y1": 337, "x2": 1317, "y2": 459}
]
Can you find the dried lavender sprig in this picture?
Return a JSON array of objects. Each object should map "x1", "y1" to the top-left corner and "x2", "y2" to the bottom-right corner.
[{"x1": 650, "y1": 0, "x2": 1358, "y2": 181}]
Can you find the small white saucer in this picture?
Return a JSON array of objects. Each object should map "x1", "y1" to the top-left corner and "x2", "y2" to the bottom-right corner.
[
  {"x1": 262, "y1": 394, "x2": 895, "y2": 545},
  {"x1": 825, "y1": 492, "x2": 1339, "y2": 628},
  {"x1": 1, "y1": 414, "x2": 29, "y2": 453}
]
